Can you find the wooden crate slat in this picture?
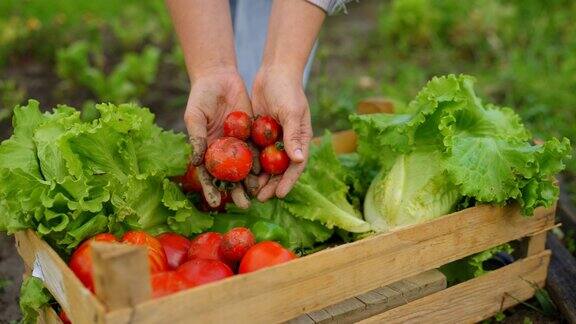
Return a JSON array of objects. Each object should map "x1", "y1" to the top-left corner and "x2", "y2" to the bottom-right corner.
[
  {"x1": 291, "y1": 269, "x2": 446, "y2": 324},
  {"x1": 359, "y1": 251, "x2": 551, "y2": 324},
  {"x1": 103, "y1": 204, "x2": 554, "y2": 324},
  {"x1": 15, "y1": 230, "x2": 107, "y2": 324},
  {"x1": 91, "y1": 242, "x2": 152, "y2": 310}
]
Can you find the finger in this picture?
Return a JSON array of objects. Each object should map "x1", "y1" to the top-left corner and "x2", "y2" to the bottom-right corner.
[
  {"x1": 276, "y1": 161, "x2": 307, "y2": 198},
  {"x1": 257, "y1": 175, "x2": 281, "y2": 202},
  {"x1": 244, "y1": 174, "x2": 260, "y2": 197},
  {"x1": 247, "y1": 142, "x2": 261, "y2": 174},
  {"x1": 280, "y1": 111, "x2": 308, "y2": 163},
  {"x1": 184, "y1": 102, "x2": 209, "y2": 164},
  {"x1": 231, "y1": 184, "x2": 251, "y2": 209},
  {"x1": 196, "y1": 166, "x2": 221, "y2": 208},
  {"x1": 257, "y1": 173, "x2": 270, "y2": 189},
  {"x1": 189, "y1": 136, "x2": 207, "y2": 166},
  {"x1": 276, "y1": 113, "x2": 312, "y2": 198}
]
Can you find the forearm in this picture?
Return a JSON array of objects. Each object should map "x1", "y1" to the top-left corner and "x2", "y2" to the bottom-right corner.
[
  {"x1": 165, "y1": 0, "x2": 236, "y2": 79},
  {"x1": 261, "y1": 0, "x2": 326, "y2": 80}
]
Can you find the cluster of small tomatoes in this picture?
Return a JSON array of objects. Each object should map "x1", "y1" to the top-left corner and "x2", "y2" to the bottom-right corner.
[
  {"x1": 177, "y1": 112, "x2": 289, "y2": 210},
  {"x1": 67, "y1": 228, "x2": 296, "y2": 301}
]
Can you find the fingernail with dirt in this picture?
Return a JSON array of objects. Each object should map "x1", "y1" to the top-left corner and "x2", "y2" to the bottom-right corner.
[
  {"x1": 197, "y1": 166, "x2": 221, "y2": 207},
  {"x1": 190, "y1": 136, "x2": 207, "y2": 166}
]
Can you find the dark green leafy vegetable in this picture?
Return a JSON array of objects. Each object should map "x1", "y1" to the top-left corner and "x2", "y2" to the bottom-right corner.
[
  {"x1": 352, "y1": 75, "x2": 571, "y2": 232},
  {"x1": 0, "y1": 100, "x2": 211, "y2": 253},
  {"x1": 19, "y1": 277, "x2": 52, "y2": 324}
]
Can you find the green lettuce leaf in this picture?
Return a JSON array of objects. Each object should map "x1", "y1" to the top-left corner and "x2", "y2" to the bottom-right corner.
[
  {"x1": 282, "y1": 133, "x2": 371, "y2": 233},
  {"x1": 19, "y1": 277, "x2": 53, "y2": 324},
  {"x1": 440, "y1": 244, "x2": 513, "y2": 286},
  {"x1": 351, "y1": 74, "x2": 571, "y2": 231},
  {"x1": 213, "y1": 199, "x2": 333, "y2": 250},
  {"x1": 0, "y1": 100, "x2": 204, "y2": 253}
]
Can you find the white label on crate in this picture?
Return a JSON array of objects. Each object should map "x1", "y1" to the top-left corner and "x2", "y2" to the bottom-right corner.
[
  {"x1": 31, "y1": 258, "x2": 45, "y2": 280},
  {"x1": 35, "y1": 251, "x2": 69, "y2": 309}
]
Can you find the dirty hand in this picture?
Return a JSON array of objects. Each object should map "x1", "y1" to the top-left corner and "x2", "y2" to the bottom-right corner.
[
  {"x1": 251, "y1": 66, "x2": 313, "y2": 201},
  {"x1": 185, "y1": 68, "x2": 253, "y2": 209}
]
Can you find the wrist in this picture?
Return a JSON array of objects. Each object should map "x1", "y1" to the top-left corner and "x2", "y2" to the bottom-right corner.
[
  {"x1": 258, "y1": 63, "x2": 304, "y2": 84},
  {"x1": 190, "y1": 64, "x2": 239, "y2": 82}
]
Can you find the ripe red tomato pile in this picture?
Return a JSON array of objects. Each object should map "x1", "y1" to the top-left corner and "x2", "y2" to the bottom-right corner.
[
  {"x1": 176, "y1": 112, "x2": 290, "y2": 212},
  {"x1": 69, "y1": 228, "x2": 296, "y2": 300}
]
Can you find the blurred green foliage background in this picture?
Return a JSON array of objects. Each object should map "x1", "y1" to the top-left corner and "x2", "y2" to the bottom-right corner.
[{"x1": 0, "y1": 0, "x2": 574, "y2": 193}]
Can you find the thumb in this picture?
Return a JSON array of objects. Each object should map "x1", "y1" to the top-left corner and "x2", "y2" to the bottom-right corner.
[
  {"x1": 184, "y1": 106, "x2": 208, "y2": 166},
  {"x1": 281, "y1": 117, "x2": 306, "y2": 163}
]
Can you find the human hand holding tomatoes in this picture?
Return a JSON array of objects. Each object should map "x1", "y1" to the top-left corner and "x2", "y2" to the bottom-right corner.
[
  {"x1": 251, "y1": 66, "x2": 312, "y2": 201},
  {"x1": 183, "y1": 68, "x2": 253, "y2": 209}
]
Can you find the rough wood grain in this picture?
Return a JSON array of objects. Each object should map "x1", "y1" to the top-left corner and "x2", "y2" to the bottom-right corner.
[
  {"x1": 91, "y1": 242, "x2": 152, "y2": 311},
  {"x1": 15, "y1": 230, "x2": 107, "y2": 324},
  {"x1": 293, "y1": 269, "x2": 446, "y2": 324},
  {"x1": 38, "y1": 306, "x2": 63, "y2": 324},
  {"x1": 104, "y1": 204, "x2": 555, "y2": 324},
  {"x1": 546, "y1": 233, "x2": 576, "y2": 324},
  {"x1": 360, "y1": 251, "x2": 551, "y2": 324}
]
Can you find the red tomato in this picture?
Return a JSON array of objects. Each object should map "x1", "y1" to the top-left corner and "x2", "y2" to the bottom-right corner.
[
  {"x1": 223, "y1": 111, "x2": 252, "y2": 140},
  {"x1": 198, "y1": 190, "x2": 232, "y2": 213},
  {"x1": 188, "y1": 232, "x2": 224, "y2": 262},
  {"x1": 260, "y1": 143, "x2": 290, "y2": 175},
  {"x1": 180, "y1": 163, "x2": 202, "y2": 193},
  {"x1": 151, "y1": 271, "x2": 191, "y2": 298},
  {"x1": 176, "y1": 259, "x2": 233, "y2": 287},
  {"x1": 121, "y1": 231, "x2": 168, "y2": 273},
  {"x1": 157, "y1": 233, "x2": 191, "y2": 269},
  {"x1": 204, "y1": 137, "x2": 253, "y2": 182},
  {"x1": 59, "y1": 310, "x2": 71, "y2": 324},
  {"x1": 69, "y1": 233, "x2": 118, "y2": 291},
  {"x1": 220, "y1": 227, "x2": 255, "y2": 262},
  {"x1": 251, "y1": 116, "x2": 281, "y2": 147},
  {"x1": 239, "y1": 241, "x2": 296, "y2": 274}
]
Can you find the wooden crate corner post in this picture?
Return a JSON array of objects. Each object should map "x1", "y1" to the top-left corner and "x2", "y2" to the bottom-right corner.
[{"x1": 91, "y1": 242, "x2": 152, "y2": 312}]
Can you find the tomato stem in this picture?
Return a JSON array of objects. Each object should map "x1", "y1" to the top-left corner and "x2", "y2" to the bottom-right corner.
[{"x1": 275, "y1": 141, "x2": 285, "y2": 150}]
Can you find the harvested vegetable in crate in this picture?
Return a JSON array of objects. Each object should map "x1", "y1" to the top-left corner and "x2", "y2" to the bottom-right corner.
[
  {"x1": 350, "y1": 75, "x2": 571, "y2": 232},
  {"x1": 0, "y1": 101, "x2": 211, "y2": 253}
]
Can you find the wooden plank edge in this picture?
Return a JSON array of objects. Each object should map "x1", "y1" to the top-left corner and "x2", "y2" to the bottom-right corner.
[
  {"x1": 15, "y1": 230, "x2": 108, "y2": 324},
  {"x1": 546, "y1": 233, "x2": 576, "y2": 323},
  {"x1": 103, "y1": 204, "x2": 553, "y2": 324},
  {"x1": 38, "y1": 306, "x2": 64, "y2": 324},
  {"x1": 92, "y1": 242, "x2": 152, "y2": 311},
  {"x1": 359, "y1": 251, "x2": 551, "y2": 324}
]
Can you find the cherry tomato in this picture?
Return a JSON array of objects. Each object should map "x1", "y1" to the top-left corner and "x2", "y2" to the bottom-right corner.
[
  {"x1": 205, "y1": 137, "x2": 253, "y2": 182},
  {"x1": 220, "y1": 227, "x2": 255, "y2": 262},
  {"x1": 157, "y1": 233, "x2": 191, "y2": 269},
  {"x1": 251, "y1": 116, "x2": 281, "y2": 147},
  {"x1": 69, "y1": 233, "x2": 118, "y2": 292},
  {"x1": 151, "y1": 271, "x2": 191, "y2": 298},
  {"x1": 223, "y1": 111, "x2": 252, "y2": 140},
  {"x1": 260, "y1": 142, "x2": 290, "y2": 175},
  {"x1": 239, "y1": 241, "x2": 296, "y2": 274},
  {"x1": 59, "y1": 310, "x2": 71, "y2": 324},
  {"x1": 121, "y1": 231, "x2": 168, "y2": 273},
  {"x1": 198, "y1": 190, "x2": 232, "y2": 213},
  {"x1": 187, "y1": 232, "x2": 225, "y2": 262},
  {"x1": 176, "y1": 259, "x2": 233, "y2": 287},
  {"x1": 180, "y1": 163, "x2": 202, "y2": 193}
]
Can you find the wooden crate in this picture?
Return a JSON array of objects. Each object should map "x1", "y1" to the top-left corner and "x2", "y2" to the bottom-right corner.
[{"x1": 15, "y1": 98, "x2": 556, "y2": 323}]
